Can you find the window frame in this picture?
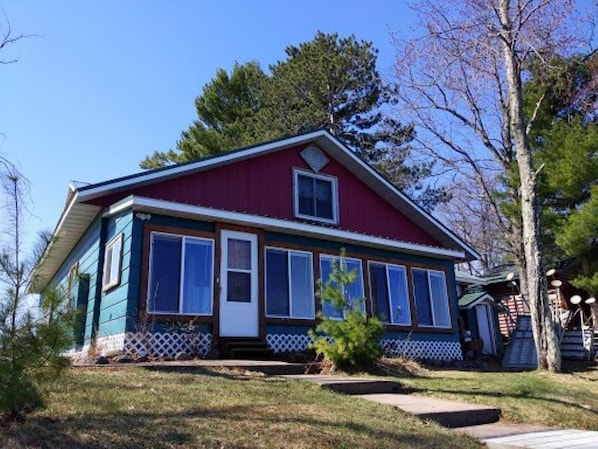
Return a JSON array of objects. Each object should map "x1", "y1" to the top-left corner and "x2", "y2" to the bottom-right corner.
[
  {"x1": 412, "y1": 267, "x2": 452, "y2": 329},
  {"x1": 147, "y1": 231, "x2": 215, "y2": 316},
  {"x1": 368, "y1": 261, "x2": 412, "y2": 326},
  {"x1": 102, "y1": 234, "x2": 123, "y2": 292},
  {"x1": 265, "y1": 247, "x2": 315, "y2": 319},
  {"x1": 319, "y1": 253, "x2": 365, "y2": 320},
  {"x1": 293, "y1": 169, "x2": 339, "y2": 225}
]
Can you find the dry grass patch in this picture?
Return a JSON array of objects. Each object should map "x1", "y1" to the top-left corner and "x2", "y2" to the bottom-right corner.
[
  {"x1": 0, "y1": 366, "x2": 483, "y2": 449},
  {"x1": 396, "y1": 361, "x2": 598, "y2": 430}
]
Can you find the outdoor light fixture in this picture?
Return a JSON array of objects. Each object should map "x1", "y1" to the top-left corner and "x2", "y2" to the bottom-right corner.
[
  {"x1": 585, "y1": 297, "x2": 596, "y2": 305},
  {"x1": 546, "y1": 268, "x2": 556, "y2": 277},
  {"x1": 550, "y1": 280, "x2": 562, "y2": 288},
  {"x1": 570, "y1": 295, "x2": 582, "y2": 305}
]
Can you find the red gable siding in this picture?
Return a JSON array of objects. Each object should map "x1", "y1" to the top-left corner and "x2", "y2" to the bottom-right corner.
[{"x1": 89, "y1": 144, "x2": 440, "y2": 246}]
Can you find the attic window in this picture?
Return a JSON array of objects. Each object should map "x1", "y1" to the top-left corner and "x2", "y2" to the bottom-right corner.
[
  {"x1": 294, "y1": 169, "x2": 338, "y2": 224},
  {"x1": 300, "y1": 145, "x2": 329, "y2": 172}
]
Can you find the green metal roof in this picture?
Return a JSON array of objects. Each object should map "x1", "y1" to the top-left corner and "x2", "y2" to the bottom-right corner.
[{"x1": 458, "y1": 291, "x2": 494, "y2": 309}]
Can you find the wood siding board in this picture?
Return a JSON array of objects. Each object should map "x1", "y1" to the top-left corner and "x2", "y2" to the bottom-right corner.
[
  {"x1": 96, "y1": 211, "x2": 134, "y2": 340},
  {"x1": 86, "y1": 144, "x2": 440, "y2": 247},
  {"x1": 45, "y1": 216, "x2": 103, "y2": 350}
]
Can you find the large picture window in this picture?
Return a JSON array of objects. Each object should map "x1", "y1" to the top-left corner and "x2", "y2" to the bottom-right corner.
[
  {"x1": 412, "y1": 268, "x2": 451, "y2": 328},
  {"x1": 369, "y1": 262, "x2": 411, "y2": 326},
  {"x1": 147, "y1": 232, "x2": 214, "y2": 315},
  {"x1": 294, "y1": 170, "x2": 338, "y2": 224},
  {"x1": 319, "y1": 255, "x2": 364, "y2": 319},
  {"x1": 265, "y1": 248, "x2": 314, "y2": 319}
]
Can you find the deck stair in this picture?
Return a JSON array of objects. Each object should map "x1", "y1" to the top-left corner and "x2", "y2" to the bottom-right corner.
[
  {"x1": 502, "y1": 316, "x2": 537, "y2": 369},
  {"x1": 220, "y1": 337, "x2": 273, "y2": 360},
  {"x1": 503, "y1": 316, "x2": 597, "y2": 368},
  {"x1": 560, "y1": 327, "x2": 596, "y2": 360}
]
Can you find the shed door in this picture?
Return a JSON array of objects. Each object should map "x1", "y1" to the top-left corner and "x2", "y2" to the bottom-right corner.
[
  {"x1": 219, "y1": 230, "x2": 259, "y2": 337},
  {"x1": 475, "y1": 303, "x2": 496, "y2": 355}
]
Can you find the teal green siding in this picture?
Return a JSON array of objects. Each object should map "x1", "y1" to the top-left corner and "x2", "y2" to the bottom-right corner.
[
  {"x1": 47, "y1": 215, "x2": 102, "y2": 349},
  {"x1": 96, "y1": 211, "x2": 134, "y2": 338}
]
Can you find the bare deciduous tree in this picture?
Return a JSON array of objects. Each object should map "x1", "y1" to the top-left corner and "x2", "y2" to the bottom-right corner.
[
  {"x1": 395, "y1": 0, "x2": 595, "y2": 371},
  {"x1": 435, "y1": 179, "x2": 508, "y2": 275}
]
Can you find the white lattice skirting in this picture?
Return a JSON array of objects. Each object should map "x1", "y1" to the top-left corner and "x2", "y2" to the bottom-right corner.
[
  {"x1": 380, "y1": 338, "x2": 463, "y2": 361},
  {"x1": 123, "y1": 332, "x2": 212, "y2": 357},
  {"x1": 76, "y1": 333, "x2": 127, "y2": 358},
  {"x1": 267, "y1": 333, "x2": 314, "y2": 353},
  {"x1": 266, "y1": 333, "x2": 462, "y2": 361}
]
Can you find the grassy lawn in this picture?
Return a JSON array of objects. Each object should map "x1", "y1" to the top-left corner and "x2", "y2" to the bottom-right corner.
[
  {"x1": 1, "y1": 366, "x2": 483, "y2": 449},
  {"x1": 395, "y1": 361, "x2": 598, "y2": 431}
]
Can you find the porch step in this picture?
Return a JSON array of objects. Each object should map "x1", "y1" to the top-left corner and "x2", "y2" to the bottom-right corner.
[
  {"x1": 561, "y1": 327, "x2": 596, "y2": 360},
  {"x1": 220, "y1": 338, "x2": 273, "y2": 360}
]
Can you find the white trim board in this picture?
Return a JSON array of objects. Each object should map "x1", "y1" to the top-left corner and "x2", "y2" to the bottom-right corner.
[{"x1": 106, "y1": 195, "x2": 467, "y2": 260}]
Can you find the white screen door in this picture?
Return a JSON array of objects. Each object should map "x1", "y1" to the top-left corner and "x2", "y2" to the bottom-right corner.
[{"x1": 219, "y1": 230, "x2": 258, "y2": 337}]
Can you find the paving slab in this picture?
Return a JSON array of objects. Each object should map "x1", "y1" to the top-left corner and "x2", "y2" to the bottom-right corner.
[
  {"x1": 459, "y1": 422, "x2": 554, "y2": 439},
  {"x1": 480, "y1": 428, "x2": 598, "y2": 449},
  {"x1": 358, "y1": 393, "x2": 501, "y2": 428},
  {"x1": 285, "y1": 374, "x2": 402, "y2": 394}
]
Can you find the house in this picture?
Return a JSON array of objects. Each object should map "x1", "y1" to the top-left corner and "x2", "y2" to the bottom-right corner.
[
  {"x1": 455, "y1": 271, "x2": 504, "y2": 358},
  {"x1": 457, "y1": 266, "x2": 597, "y2": 365},
  {"x1": 30, "y1": 130, "x2": 479, "y2": 361}
]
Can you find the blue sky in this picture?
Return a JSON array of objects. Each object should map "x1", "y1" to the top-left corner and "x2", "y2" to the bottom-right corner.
[{"x1": 0, "y1": 1, "x2": 417, "y2": 253}]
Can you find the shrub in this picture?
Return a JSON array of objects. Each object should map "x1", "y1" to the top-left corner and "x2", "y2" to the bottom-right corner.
[
  {"x1": 309, "y1": 251, "x2": 384, "y2": 370},
  {"x1": 0, "y1": 167, "x2": 76, "y2": 421},
  {"x1": 0, "y1": 287, "x2": 76, "y2": 420}
]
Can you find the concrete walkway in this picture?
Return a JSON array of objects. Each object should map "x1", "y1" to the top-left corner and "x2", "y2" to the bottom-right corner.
[{"x1": 284, "y1": 373, "x2": 598, "y2": 449}]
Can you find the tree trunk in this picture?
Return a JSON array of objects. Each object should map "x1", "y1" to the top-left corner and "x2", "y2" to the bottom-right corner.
[{"x1": 499, "y1": 0, "x2": 561, "y2": 372}]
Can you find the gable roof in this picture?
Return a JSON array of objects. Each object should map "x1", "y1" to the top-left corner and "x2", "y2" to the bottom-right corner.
[
  {"x1": 458, "y1": 291, "x2": 495, "y2": 309},
  {"x1": 31, "y1": 130, "x2": 479, "y2": 292}
]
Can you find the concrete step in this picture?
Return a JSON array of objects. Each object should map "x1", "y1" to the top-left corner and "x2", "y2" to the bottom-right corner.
[
  {"x1": 143, "y1": 359, "x2": 307, "y2": 375},
  {"x1": 359, "y1": 393, "x2": 501, "y2": 428},
  {"x1": 286, "y1": 374, "x2": 402, "y2": 394}
]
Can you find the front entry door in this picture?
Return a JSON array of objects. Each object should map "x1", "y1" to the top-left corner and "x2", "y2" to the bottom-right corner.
[{"x1": 219, "y1": 230, "x2": 259, "y2": 337}]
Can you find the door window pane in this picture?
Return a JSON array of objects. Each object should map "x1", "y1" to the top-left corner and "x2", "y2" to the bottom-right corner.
[
  {"x1": 227, "y1": 272, "x2": 251, "y2": 302},
  {"x1": 228, "y1": 239, "x2": 251, "y2": 270},
  {"x1": 148, "y1": 234, "x2": 181, "y2": 313}
]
